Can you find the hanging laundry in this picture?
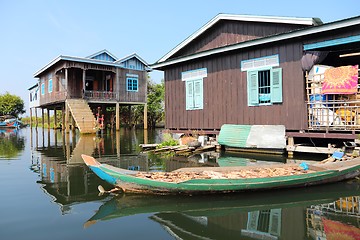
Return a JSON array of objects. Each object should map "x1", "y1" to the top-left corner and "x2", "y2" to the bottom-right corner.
[{"x1": 321, "y1": 65, "x2": 359, "y2": 94}]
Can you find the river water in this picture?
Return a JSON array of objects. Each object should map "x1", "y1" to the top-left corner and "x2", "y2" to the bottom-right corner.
[{"x1": 0, "y1": 127, "x2": 359, "y2": 240}]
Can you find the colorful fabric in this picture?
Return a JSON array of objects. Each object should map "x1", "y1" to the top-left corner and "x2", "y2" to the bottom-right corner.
[
  {"x1": 321, "y1": 65, "x2": 359, "y2": 94},
  {"x1": 322, "y1": 218, "x2": 360, "y2": 240}
]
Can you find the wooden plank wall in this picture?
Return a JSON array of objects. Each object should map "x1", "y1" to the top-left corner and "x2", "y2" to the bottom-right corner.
[
  {"x1": 164, "y1": 41, "x2": 307, "y2": 131},
  {"x1": 175, "y1": 21, "x2": 309, "y2": 58}
]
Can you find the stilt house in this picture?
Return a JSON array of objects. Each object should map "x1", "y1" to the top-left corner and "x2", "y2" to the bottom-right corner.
[
  {"x1": 30, "y1": 50, "x2": 150, "y2": 133},
  {"x1": 151, "y1": 14, "x2": 360, "y2": 153}
]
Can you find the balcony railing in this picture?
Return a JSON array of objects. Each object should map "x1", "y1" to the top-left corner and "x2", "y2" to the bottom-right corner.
[
  {"x1": 41, "y1": 91, "x2": 67, "y2": 105},
  {"x1": 84, "y1": 90, "x2": 119, "y2": 101}
]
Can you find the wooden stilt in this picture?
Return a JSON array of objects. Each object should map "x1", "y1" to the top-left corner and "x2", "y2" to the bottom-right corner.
[
  {"x1": 41, "y1": 108, "x2": 44, "y2": 128},
  {"x1": 287, "y1": 137, "x2": 294, "y2": 158},
  {"x1": 47, "y1": 108, "x2": 50, "y2": 129},
  {"x1": 144, "y1": 103, "x2": 148, "y2": 130},
  {"x1": 116, "y1": 102, "x2": 120, "y2": 131},
  {"x1": 35, "y1": 108, "x2": 38, "y2": 128},
  {"x1": 30, "y1": 108, "x2": 32, "y2": 127},
  {"x1": 54, "y1": 108, "x2": 57, "y2": 129},
  {"x1": 65, "y1": 102, "x2": 70, "y2": 133},
  {"x1": 62, "y1": 105, "x2": 65, "y2": 131}
]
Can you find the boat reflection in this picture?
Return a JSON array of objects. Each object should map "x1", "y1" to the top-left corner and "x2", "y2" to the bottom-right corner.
[
  {"x1": 85, "y1": 180, "x2": 360, "y2": 239},
  {"x1": 0, "y1": 128, "x2": 24, "y2": 159}
]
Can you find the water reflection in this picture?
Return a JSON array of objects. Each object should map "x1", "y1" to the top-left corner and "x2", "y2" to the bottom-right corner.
[
  {"x1": 84, "y1": 181, "x2": 360, "y2": 239},
  {"x1": 0, "y1": 128, "x2": 25, "y2": 159}
]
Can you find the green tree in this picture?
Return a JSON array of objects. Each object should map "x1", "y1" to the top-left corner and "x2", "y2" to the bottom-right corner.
[
  {"x1": 146, "y1": 79, "x2": 165, "y2": 128},
  {"x1": 0, "y1": 92, "x2": 25, "y2": 117},
  {"x1": 125, "y1": 79, "x2": 165, "y2": 128}
]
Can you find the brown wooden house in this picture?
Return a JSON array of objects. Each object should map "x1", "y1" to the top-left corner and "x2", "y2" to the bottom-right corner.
[
  {"x1": 151, "y1": 14, "x2": 360, "y2": 153},
  {"x1": 31, "y1": 50, "x2": 150, "y2": 133}
]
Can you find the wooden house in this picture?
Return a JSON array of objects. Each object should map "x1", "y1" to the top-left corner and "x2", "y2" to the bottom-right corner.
[
  {"x1": 30, "y1": 50, "x2": 150, "y2": 133},
  {"x1": 151, "y1": 14, "x2": 360, "y2": 154}
]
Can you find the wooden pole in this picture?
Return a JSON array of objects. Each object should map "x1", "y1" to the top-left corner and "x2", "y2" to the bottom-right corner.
[
  {"x1": 54, "y1": 108, "x2": 57, "y2": 129},
  {"x1": 116, "y1": 102, "x2": 120, "y2": 131},
  {"x1": 143, "y1": 103, "x2": 148, "y2": 130},
  {"x1": 35, "y1": 108, "x2": 38, "y2": 128},
  {"x1": 65, "y1": 102, "x2": 70, "y2": 133},
  {"x1": 82, "y1": 69, "x2": 86, "y2": 98},
  {"x1": 47, "y1": 108, "x2": 50, "y2": 129},
  {"x1": 41, "y1": 108, "x2": 44, "y2": 128},
  {"x1": 30, "y1": 108, "x2": 32, "y2": 127}
]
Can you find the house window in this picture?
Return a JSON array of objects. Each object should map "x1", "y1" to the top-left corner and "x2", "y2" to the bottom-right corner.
[
  {"x1": 41, "y1": 83, "x2": 45, "y2": 95},
  {"x1": 126, "y1": 77, "x2": 138, "y2": 92},
  {"x1": 48, "y1": 79, "x2": 53, "y2": 93},
  {"x1": 186, "y1": 79, "x2": 203, "y2": 110},
  {"x1": 247, "y1": 67, "x2": 282, "y2": 106},
  {"x1": 182, "y1": 68, "x2": 207, "y2": 111}
]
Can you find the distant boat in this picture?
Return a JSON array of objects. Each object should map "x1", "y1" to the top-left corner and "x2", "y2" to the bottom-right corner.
[
  {"x1": 0, "y1": 115, "x2": 23, "y2": 128},
  {"x1": 81, "y1": 154, "x2": 360, "y2": 195}
]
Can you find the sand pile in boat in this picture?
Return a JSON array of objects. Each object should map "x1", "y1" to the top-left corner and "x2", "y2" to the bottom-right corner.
[{"x1": 135, "y1": 166, "x2": 313, "y2": 183}]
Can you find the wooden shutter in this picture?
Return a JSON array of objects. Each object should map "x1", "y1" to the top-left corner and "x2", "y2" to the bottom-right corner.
[
  {"x1": 247, "y1": 71, "x2": 259, "y2": 106},
  {"x1": 186, "y1": 80, "x2": 194, "y2": 110},
  {"x1": 194, "y1": 79, "x2": 203, "y2": 109},
  {"x1": 271, "y1": 68, "x2": 282, "y2": 103}
]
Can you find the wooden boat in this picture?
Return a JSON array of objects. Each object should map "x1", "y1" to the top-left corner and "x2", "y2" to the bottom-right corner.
[
  {"x1": 0, "y1": 115, "x2": 23, "y2": 128},
  {"x1": 81, "y1": 154, "x2": 360, "y2": 195}
]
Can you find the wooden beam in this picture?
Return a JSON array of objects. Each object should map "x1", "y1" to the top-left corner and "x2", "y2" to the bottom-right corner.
[
  {"x1": 35, "y1": 108, "x2": 38, "y2": 128},
  {"x1": 54, "y1": 108, "x2": 57, "y2": 129},
  {"x1": 30, "y1": 108, "x2": 32, "y2": 127},
  {"x1": 41, "y1": 108, "x2": 44, "y2": 128},
  {"x1": 47, "y1": 108, "x2": 50, "y2": 129}
]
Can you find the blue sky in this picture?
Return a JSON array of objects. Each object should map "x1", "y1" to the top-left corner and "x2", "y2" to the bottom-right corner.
[{"x1": 1, "y1": 0, "x2": 359, "y2": 116}]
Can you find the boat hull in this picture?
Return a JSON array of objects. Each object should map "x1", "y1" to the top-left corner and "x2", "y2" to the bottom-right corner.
[{"x1": 82, "y1": 154, "x2": 360, "y2": 195}]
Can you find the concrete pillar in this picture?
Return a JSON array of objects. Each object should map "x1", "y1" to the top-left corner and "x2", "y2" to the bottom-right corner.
[
  {"x1": 116, "y1": 102, "x2": 120, "y2": 131},
  {"x1": 287, "y1": 137, "x2": 294, "y2": 158}
]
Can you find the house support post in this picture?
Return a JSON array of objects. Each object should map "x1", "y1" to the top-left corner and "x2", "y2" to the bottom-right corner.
[
  {"x1": 65, "y1": 102, "x2": 70, "y2": 133},
  {"x1": 30, "y1": 108, "x2": 32, "y2": 127},
  {"x1": 82, "y1": 69, "x2": 86, "y2": 98},
  {"x1": 35, "y1": 108, "x2": 38, "y2": 128},
  {"x1": 116, "y1": 102, "x2": 120, "y2": 131},
  {"x1": 287, "y1": 136, "x2": 294, "y2": 158},
  {"x1": 144, "y1": 103, "x2": 148, "y2": 130},
  {"x1": 54, "y1": 108, "x2": 57, "y2": 129},
  {"x1": 47, "y1": 108, "x2": 50, "y2": 129},
  {"x1": 41, "y1": 108, "x2": 44, "y2": 128},
  {"x1": 62, "y1": 105, "x2": 65, "y2": 131}
]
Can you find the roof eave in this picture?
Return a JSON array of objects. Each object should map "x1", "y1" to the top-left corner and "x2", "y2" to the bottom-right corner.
[
  {"x1": 156, "y1": 13, "x2": 321, "y2": 64},
  {"x1": 151, "y1": 16, "x2": 360, "y2": 70}
]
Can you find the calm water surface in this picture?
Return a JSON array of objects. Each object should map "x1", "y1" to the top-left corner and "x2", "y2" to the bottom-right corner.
[{"x1": 0, "y1": 127, "x2": 359, "y2": 240}]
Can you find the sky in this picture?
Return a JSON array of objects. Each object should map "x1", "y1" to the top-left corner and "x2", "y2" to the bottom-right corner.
[{"x1": 1, "y1": 0, "x2": 359, "y2": 116}]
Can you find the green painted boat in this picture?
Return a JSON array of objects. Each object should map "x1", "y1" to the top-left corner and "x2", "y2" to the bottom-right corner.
[{"x1": 81, "y1": 154, "x2": 360, "y2": 195}]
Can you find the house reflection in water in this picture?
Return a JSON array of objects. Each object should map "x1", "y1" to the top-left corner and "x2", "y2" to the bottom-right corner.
[{"x1": 29, "y1": 128, "x2": 149, "y2": 214}]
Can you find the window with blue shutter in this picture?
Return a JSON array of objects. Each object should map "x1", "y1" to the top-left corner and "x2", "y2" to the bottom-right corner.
[
  {"x1": 247, "y1": 67, "x2": 282, "y2": 106},
  {"x1": 186, "y1": 79, "x2": 203, "y2": 110},
  {"x1": 126, "y1": 77, "x2": 139, "y2": 92},
  {"x1": 48, "y1": 79, "x2": 53, "y2": 93},
  {"x1": 182, "y1": 68, "x2": 207, "y2": 111},
  {"x1": 41, "y1": 83, "x2": 45, "y2": 95}
]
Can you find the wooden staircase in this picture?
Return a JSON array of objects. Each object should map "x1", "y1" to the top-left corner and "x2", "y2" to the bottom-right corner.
[
  {"x1": 69, "y1": 135, "x2": 97, "y2": 164},
  {"x1": 66, "y1": 99, "x2": 96, "y2": 134}
]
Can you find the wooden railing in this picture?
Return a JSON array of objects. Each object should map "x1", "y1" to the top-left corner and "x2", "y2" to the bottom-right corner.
[
  {"x1": 41, "y1": 91, "x2": 67, "y2": 105},
  {"x1": 83, "y1": 90, "x2": 119, "y2": 101}
]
